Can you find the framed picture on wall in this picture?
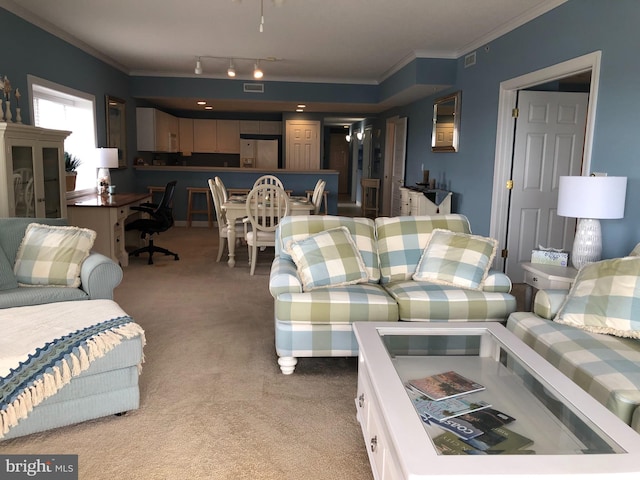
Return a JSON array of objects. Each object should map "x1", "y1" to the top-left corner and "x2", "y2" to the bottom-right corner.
[{"x1": 106, "y1": 95, "x2": 127, "y2": 168}]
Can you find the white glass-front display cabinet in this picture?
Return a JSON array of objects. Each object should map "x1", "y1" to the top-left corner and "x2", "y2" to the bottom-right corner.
[{"x1": 0, "y1": 123, "x2": 70, "y2": 218}]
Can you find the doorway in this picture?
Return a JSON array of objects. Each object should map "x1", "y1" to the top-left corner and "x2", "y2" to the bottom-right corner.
[{"x1": 489, "y1": 51, "x2": 602, "y2": 280}]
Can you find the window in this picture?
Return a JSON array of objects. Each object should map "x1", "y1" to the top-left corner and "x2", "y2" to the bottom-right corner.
[{"x1": 28, "y1": 75, "x2": 97, "y2": 191}]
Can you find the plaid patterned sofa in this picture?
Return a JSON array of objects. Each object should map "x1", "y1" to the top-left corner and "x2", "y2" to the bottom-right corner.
[
  {"x1": 270, "y1": 215, "x2": 516, "y2": 374},
  {"x1": 507, "y1": 255, "x2": 640, "y2": 432}
]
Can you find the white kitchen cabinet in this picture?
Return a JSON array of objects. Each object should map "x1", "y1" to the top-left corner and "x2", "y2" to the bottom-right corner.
[
  {"x1": 239, "y1": 120, "x2": 282, "y2": 135},
  {"x1": 178, "y1": 118, "x2": 194, "y2": 155},
  {"x1": 0, "y1": 123, "x2": 69, "y2": 218},
  {"x1": 193, "y1": 119, "x2": 218, "y2": 152},
  {"x1": 216, "y1": 120, "x2": 240, "y2": 153},
  {"x1": 193, "y1": 119, "x2": 239, "y2": 154},
  {"x1": 136, "y1": 107, "x2": 179, "y2": 152}
]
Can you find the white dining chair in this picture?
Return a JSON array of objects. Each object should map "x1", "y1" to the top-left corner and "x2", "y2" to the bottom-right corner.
[
  {"x1": 311, "y1": 179, "x2": 326, "y2": 215},
  {"x1": 244, "y1": 184, "x2": 289, "y2": 275},
  {"x1": 214, "y1": 176, "x2": 229, "y2": 203},
  {"x1": 252, "y1": 174, "x2": 284, "y2": 190},
  {"x1": 208, "y1": 179, "x2": 245, "y2": 262}
]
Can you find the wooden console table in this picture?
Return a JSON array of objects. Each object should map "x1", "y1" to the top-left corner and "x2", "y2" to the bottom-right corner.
[{"x1": 67, "y1": 192, "x2": 151, "y2": 266}]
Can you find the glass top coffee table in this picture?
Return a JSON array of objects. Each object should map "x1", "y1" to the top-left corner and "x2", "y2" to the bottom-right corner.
[{"x1": 353, "y1": 322, "x2": 640, "y2": 479}]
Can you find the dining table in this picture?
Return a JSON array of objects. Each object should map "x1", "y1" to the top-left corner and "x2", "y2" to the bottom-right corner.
[{"x1": 221, "y1": 194, "x2": 314, "y2": 267}]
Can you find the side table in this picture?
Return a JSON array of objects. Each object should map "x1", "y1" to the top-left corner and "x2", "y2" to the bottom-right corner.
[{"x1": 520, "y1": 262, "x2": 578, "y2": 311}]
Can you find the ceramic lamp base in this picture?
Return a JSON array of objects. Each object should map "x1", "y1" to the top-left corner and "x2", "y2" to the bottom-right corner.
[
  {"x1": 571, "y1": 218, "x2": 602, "y2": 270},
  {"x1": 97, "y1": 167, "x2": 111, "y2": 194}
]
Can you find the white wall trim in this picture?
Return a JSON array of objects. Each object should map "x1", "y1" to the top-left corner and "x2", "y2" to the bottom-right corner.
[{"x1": 489, "y1": 50, "x2": 602, "y2": 270}]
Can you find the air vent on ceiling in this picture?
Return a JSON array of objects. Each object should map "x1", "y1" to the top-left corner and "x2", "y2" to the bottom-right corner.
[
  {"x1": 464, "y1": 51, "x2": 477, "y2": 68},
  {"x1": 243, "y1": 83, "x2": 265, "y2": 93}
]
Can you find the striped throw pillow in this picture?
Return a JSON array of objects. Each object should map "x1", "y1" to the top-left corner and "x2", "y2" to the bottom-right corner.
[
  {"x1": 287, "y1": 226, "x2": 368, "y2": 291},
  {"x1": 14, "y1": 223, "x2": 96, "y2": 287},
  {"x1": 412, "y1": 229, "x2": 498, "y2": 290}
]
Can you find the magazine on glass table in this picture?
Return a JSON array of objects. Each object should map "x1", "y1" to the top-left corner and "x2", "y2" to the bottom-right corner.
[
  {"x1": 406, "y1": 386, "x2": 491, "y2": 421},
  {"x1": 407, "y1": 370, "x2": 485, "y2": 401}
]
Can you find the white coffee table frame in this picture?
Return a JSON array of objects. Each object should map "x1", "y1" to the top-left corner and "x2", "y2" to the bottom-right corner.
[{"x1": 353, "y1": 322, "x2": 640, "y2": 480}]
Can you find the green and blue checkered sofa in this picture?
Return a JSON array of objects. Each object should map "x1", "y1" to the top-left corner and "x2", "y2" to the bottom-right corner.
[
  {"x1": 270, "y1": 214, "x2": 516, "y2": 374},
  {"x1": 507, "y1": 253, "x2": 640, "y2": 433}
]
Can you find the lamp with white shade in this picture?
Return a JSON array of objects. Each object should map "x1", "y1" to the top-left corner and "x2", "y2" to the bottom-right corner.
[
  {"x1": 557, "y1": 175, "x2": 627, "y2": 270},
  {"x1": 96, "y1": 147, "x2": 119, "y2": 195}
]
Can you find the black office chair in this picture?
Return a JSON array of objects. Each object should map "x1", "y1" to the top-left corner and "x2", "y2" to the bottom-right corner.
[{"x1": 126, "y1": 180, "x2": 180, "y2": 265}]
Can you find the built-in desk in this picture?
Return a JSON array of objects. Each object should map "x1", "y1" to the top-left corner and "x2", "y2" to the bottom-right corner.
[{"x1": 67, "y1": 192, "x2": 152, "y2": 266}]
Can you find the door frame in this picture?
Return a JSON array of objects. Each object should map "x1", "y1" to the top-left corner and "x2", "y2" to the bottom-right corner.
[{"x1": 489, "y1": 51, "x2": 602, "y2": 270}]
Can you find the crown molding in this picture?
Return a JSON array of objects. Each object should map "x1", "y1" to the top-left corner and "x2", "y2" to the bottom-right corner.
[{"x1": 455, "y1": 0, "x2": 568, "y2": 57}]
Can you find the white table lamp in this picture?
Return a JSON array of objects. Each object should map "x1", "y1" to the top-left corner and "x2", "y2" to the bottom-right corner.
[
  {"x1": 96, "y1": 148, "x2": 119, "y2": 194},
  {"x1": 557, "y1": 175, "x2": 627, "y2": 269}
]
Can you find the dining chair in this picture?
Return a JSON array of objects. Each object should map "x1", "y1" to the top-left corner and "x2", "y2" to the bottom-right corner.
[
  {"x1": 244, "y1": 184, "x2": 290, "y2": 275},
  {"x1": 208, "y1": 179, "x2": 246, "y2": 262},
  {"x1": 214, "y1": 176, "x2": 229, "y2": 203},
  {"x1": 311, "y1": 179, "x2": 326, "y2": 214},
  {"x1": 252, "y1": 174, "x2": 284, "y2": 190}
]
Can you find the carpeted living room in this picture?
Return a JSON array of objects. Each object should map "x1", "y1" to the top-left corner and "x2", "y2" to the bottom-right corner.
[
  {"x1": 0, "y1": 226, "x2": 375, "y2": 479},
  {"x1": 3, "y1": 1, "x2": 640, "y2": 478}
]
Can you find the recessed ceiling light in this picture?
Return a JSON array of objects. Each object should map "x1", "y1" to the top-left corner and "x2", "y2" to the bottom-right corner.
[
  {"x1": 197, "y1": 101, "x2": 207, "y2": 105},
  {"x1": 205, "y1": 106, "x2": 213, "y2": 110},
  {"x1": 295, "y1": 108, "x2": 303, "y2": 112},
  {"x1": 297, "y1": 104, "x2": 306, "y2": 108}
]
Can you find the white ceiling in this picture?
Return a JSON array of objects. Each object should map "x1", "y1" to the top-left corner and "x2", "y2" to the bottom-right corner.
[{"x1": 4, "y1": 0, "x2": 566, "y2": 113}]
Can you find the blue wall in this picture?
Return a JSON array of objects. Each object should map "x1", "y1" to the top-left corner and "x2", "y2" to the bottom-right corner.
[
  {"x1": 2, "y1": 0, "x2": 639, "y2": 257},
  {"x1": 389, "y1": 0, "x2": 640, "y2": 258}
]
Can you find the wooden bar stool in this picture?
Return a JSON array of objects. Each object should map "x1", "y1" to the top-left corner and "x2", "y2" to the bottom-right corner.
[
  {"x1": 147, "y1": 185, "x2": 166, "y2": 204},
  {"x1": 186, "y1": 187, "x2": 213, "y2": 228},
  {"x1": 361, "y1": 178, "x2": 380, "y2": 218}
]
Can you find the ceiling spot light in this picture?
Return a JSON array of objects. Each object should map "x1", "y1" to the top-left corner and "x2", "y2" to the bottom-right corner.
[
  {"x1": 205, "y1": 106, "x2": 213, "y2": 110},
  {"x1": 227, "y1": 60, "x2": 236, "y2": 77},
  {"x1": 194, "y1": 57, "x2": 203, "y2": 75},
  {"x1": 253, "y1": 61, "x2": 264, "y2": 79},
  {"x1": 296, "y1": 109, "x2": 303, "y2": 112},
  {"x1": 297, "y1": 104, "x2": 306, "y2": 108},
  {"x1": 197, "y1": 101, "x2": 207, "y2": 105}
]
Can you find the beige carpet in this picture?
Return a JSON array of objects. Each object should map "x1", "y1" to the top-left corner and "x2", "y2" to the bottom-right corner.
[{"x1": 0, "y1": 227, "x2": 373, "y2": 480}]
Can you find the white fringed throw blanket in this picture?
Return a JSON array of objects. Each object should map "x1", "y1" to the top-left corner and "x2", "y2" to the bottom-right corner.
[{"x1": 0, "y1": 300, "x2": 145, "y2": 439}]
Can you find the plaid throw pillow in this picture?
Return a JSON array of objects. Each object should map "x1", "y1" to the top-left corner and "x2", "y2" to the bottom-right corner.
[
  {"x1": 412, "y1": 229, "x2": 498, "y2": 290},
  {"x1": 287, "y1": 226, "x2": 368, "y2": 291},
  {"x1": 14, "y1": 223, "x2": 96, "y2": 287},
  {"x1": 554, "y1": 257, "x2": 640, "y2": 339}
]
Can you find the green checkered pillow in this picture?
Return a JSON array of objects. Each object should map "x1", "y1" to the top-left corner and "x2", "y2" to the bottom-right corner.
[
  {"x1": 412, "y1": 229, "x2": 498, "y2": 290},
  {"x1": 375, "y1": 215, "x2": 472, "y2": 284},
  {"x1": 286, "y1": 226, "x2": 368, "y2": 291},
  {"x1": 13, "y1": 223, "x2": 96, "y2": 287},
  {"x1": 554, "y1": 257, "x2": 640, "y2": 339}
]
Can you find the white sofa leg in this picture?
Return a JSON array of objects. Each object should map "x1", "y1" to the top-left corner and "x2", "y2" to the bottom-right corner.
[{"x1": 278, "y1": 356, "x2": 297, "y2": 375}]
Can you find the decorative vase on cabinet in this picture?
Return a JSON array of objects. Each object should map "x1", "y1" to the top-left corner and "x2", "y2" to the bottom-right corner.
[{"x1": 0, "y1": 123, "x2": 70, "y2": 218}]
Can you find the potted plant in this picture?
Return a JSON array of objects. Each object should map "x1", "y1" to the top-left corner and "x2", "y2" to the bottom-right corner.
[{"x1": 64, "y1": 151, "x2": 81, "y2": 191}]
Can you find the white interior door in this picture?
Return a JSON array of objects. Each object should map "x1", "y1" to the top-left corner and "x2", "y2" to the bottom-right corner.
[
  {"x1": 506, "y1": 91, "x2": 588, "y2": 280},
  {"x1": 390, "y1": 117, "x2": 407, "y2": 216},
  {"x1": 285, "y1": 120, "x2": 320, "y2": 170}
]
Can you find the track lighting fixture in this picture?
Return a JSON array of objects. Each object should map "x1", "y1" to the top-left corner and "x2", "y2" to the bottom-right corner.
[{"x1": 194, "y1": 56, "x2": 276, "y2": 78}]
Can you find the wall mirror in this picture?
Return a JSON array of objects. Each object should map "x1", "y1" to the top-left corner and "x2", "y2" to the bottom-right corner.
[
  {"x1": 431, "y1": 91, "x2": 461, "y2": 152},
  {"x1": 106, "y1": 95, "x2": 127, "y2": 168}
]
